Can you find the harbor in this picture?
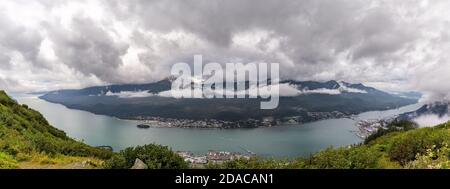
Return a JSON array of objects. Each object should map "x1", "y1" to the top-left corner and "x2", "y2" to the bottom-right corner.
[{"x1": 176, "y1": 150, "x2": 256, "y2": 166}]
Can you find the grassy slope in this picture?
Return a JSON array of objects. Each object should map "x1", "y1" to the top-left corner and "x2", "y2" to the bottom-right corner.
[
  {"x1": 0, "y1": 91, "x2": 112, "y2": 169},
  {"x1": 211, "y1": 121, "x2": 450, "y2": 169},
  {"x1": 363, "y1": 121, "x2": 450, "y2": 168},
  {"x1": 1, "y1": 90, "x2": 449, "y2": 169}
]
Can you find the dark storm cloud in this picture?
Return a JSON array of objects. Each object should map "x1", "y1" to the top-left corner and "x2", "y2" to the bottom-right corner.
[
  {"x1": 107, "y1": 0, "x2": 307, "y2": 47},
  {"x1": 0, "y1": 52, "x2": 11, "y2": 70},
  {"x1": 44, "y1": 17, "x2": 129, "y2": 83},
  {"x1": 0, "y1": 12, "x2": 43, "y2": 67},
  {"x1": 104, "y1": 0, "x2": 420, "y2": 82},
  {"x1": 0, "y1": 0, "x2": 449, "y2": 103},
  {"x1": 0, "y1": 77, "x2": 22, "y2": 92}
]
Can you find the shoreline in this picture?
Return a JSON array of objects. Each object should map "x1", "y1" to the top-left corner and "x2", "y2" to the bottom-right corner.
[
  {"x1": 126, "y1": 110, "x2": 360, "y2": 129},
  {"x1": 16, "y1": 96, "x2": 422, "y2": 158},
  {"x1": 36, "y1": 96, "x2": 418, "y2": 130}
]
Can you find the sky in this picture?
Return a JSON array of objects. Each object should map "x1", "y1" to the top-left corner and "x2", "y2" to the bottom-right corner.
[{"x1": 0, "y1": 0, "x2": 449, "y2": 103}]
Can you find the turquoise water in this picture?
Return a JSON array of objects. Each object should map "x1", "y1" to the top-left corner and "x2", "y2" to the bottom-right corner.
[{"x1": 16, "y1": 96, "x2": 422, "y2": 157}]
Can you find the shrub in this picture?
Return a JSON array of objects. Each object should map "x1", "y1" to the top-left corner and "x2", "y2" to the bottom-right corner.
[
  {"x1": 211, "y1": 157, "x2": 291, "y2": 169},
  {"x1": 0, "y1": 152, "x2": 18, "y2": 169},
  {"x1": 105, "y1": 144, "x2": 188, "y2": 169},
  {"x1": 304, "y1": 146, "x2": 380, "y2": 169},
  {"x1": 406, "y1": 143, "x2": 450, "y2": 169},
  {"x1": 365, "y1": 120, "x2": 418, "y2": 144},
  {"x1": 388, "y1": 127, "x2": 450, "y2": 165}
]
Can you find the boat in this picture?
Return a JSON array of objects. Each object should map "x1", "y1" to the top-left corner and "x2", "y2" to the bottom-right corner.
[{"x1": 137, "y1": 124, "x2": 151, "y2": 129}]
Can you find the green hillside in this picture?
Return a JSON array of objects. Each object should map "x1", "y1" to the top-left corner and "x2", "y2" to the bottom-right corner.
[
  {"x1": 0, "y1": 91, "x2": 113, "y2": 168},
  {"x1": 209, "y1": 121, "x2": 450, "y2": 169},
  {"x1": 0, "y1": 90, "x2": 187, "y2": 169}
]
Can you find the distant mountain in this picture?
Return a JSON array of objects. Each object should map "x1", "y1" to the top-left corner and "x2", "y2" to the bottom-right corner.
[
  {"x1": 399, "y1": 102, "x2": 449, "y2": 120},
  {"x1": 282, "y1": 80, "x2": 341, "y2": 90},
  {"x1": 40, "y1": 79, "x2": 417, "y2": 126},
  {"x1": 281, "y1": 80, "x2": 384, "y2": 94},
  {"x1": 47, "y1": 79, "x2": 172, "y2": 97}
]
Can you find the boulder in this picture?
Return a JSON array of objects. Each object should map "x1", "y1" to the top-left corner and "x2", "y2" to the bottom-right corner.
[{"x1": 131, "y1": 158, "x2": 148, "y2": 169}]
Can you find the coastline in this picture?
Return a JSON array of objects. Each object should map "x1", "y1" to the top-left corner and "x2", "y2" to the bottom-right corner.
[
  {"x1": 26, "y1": 95, "x2": 422, "y2": 132},
  {"x1": 16, "y1": 96, "x2": 422, "y2": 158},
  {"x1": 129, "y1": 113, "x2": 355, "y2": 129}
]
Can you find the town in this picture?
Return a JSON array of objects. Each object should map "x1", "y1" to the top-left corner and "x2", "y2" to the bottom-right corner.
[
  {"x1": 353, "y1": 118, "x2": 395, "y2": 139},
  {"x1": 133, "y1": 111, "x2": 352, "y2": 129},
  {"x1": 133, "y1": 116, "x2": 277, "y2": 129},
  {"x1": 176, "y1": 150, "x2": 256, "y2": 167}
]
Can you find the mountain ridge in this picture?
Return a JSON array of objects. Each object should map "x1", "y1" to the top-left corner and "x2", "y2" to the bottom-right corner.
[
  {"x1": 44, "y1": 79, "x2": 389, "y2": 97},
  {"x1": 399, "y1": 102, "x2": 450, "y2": 120},
  {"x1": 40, "y1": 79, "x2": 418, "y2": 127}
]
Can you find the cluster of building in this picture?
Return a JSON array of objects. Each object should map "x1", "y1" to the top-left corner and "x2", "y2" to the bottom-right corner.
[
  {"x1": 176, "y1": 150, "x2": 255, "y2": 165},
  {"x1": 280, "y1": 111, "x2": 351, "y2": 124},
  {"x1": 133, "y1": 116, "x2": 277, "y2": 129},
  {"x1": 235, "y1": 117, "x2": 276, "y2": 128},
  {"x1": 307, "y1": 111, "x2": 351, "y2": 121},
  {"x1": 354, "y1": 119, "x2": 392, "y2": 139},
  {"x1": 133, "y1": 112, "x2": 350, "y2": 129}
]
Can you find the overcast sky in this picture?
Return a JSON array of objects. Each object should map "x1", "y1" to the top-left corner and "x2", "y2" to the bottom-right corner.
[{"x1": 0, "y1": 0, "x2": 449, "y2": 102}]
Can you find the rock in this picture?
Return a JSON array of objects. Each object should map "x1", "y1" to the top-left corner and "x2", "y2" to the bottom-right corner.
[
  {"x1": 131, "y1": 158, "x2": 148, "y2": 169},
  {"x1": 82, "y1": 160, "x2": 97, "y2": 167},
  {"x1": 96, "y1": 145, "x2": 114, "y2": 151},
  {"x1": 70, "y1": 160, "x2": 96, "y2": 169}
]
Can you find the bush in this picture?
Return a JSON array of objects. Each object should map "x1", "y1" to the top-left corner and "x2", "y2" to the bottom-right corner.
[
  {"x1": 210, "y1": 157, "x2": 291, "y2": 169},
  {"x1": 387, "y1": 127, "x2": 450, "y2": 165},
  {"x1": 365, "y1": 120, "x2": 418, "y2": 144},
  {"x1": 31, "y1": 134, "x2": 58, "y2": 155},
  {"x1": 406, "y1": 143, "x2": 450, "y2": 169},
  {"x1": 105, "y1": 144, "x2": 188, "y2": 169},
  {"x1": 388, "y1": 137, "x2": 417, "y2": 165},
  {"x1": 0, "y1": 152, "x2": 18, "y2": 169},
  {"x1": 304, "y1": 146, "x2": 381, "y2": 169}
]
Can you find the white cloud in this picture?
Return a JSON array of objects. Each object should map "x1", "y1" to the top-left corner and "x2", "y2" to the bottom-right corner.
[
  {"x1": 414, "y1": 114, "x2": 450, "y2": 127},
  {"x1": 0, "y1": 0, "x2": 448, "y2": 106},
  {"x1": 153, "y1": 82, "x2": 368, "y2": 98},
  {"x1": 105, "y1": 90, "x2": 155, "y2": 98}
]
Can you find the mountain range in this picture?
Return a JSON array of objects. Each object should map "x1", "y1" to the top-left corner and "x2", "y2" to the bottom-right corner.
[
  {"x1": 40, "y1": 79, "x2": 418, "y2": 126},
  {"x1": 399, "y1": 102, "x2": 450, "y2": 120}
]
